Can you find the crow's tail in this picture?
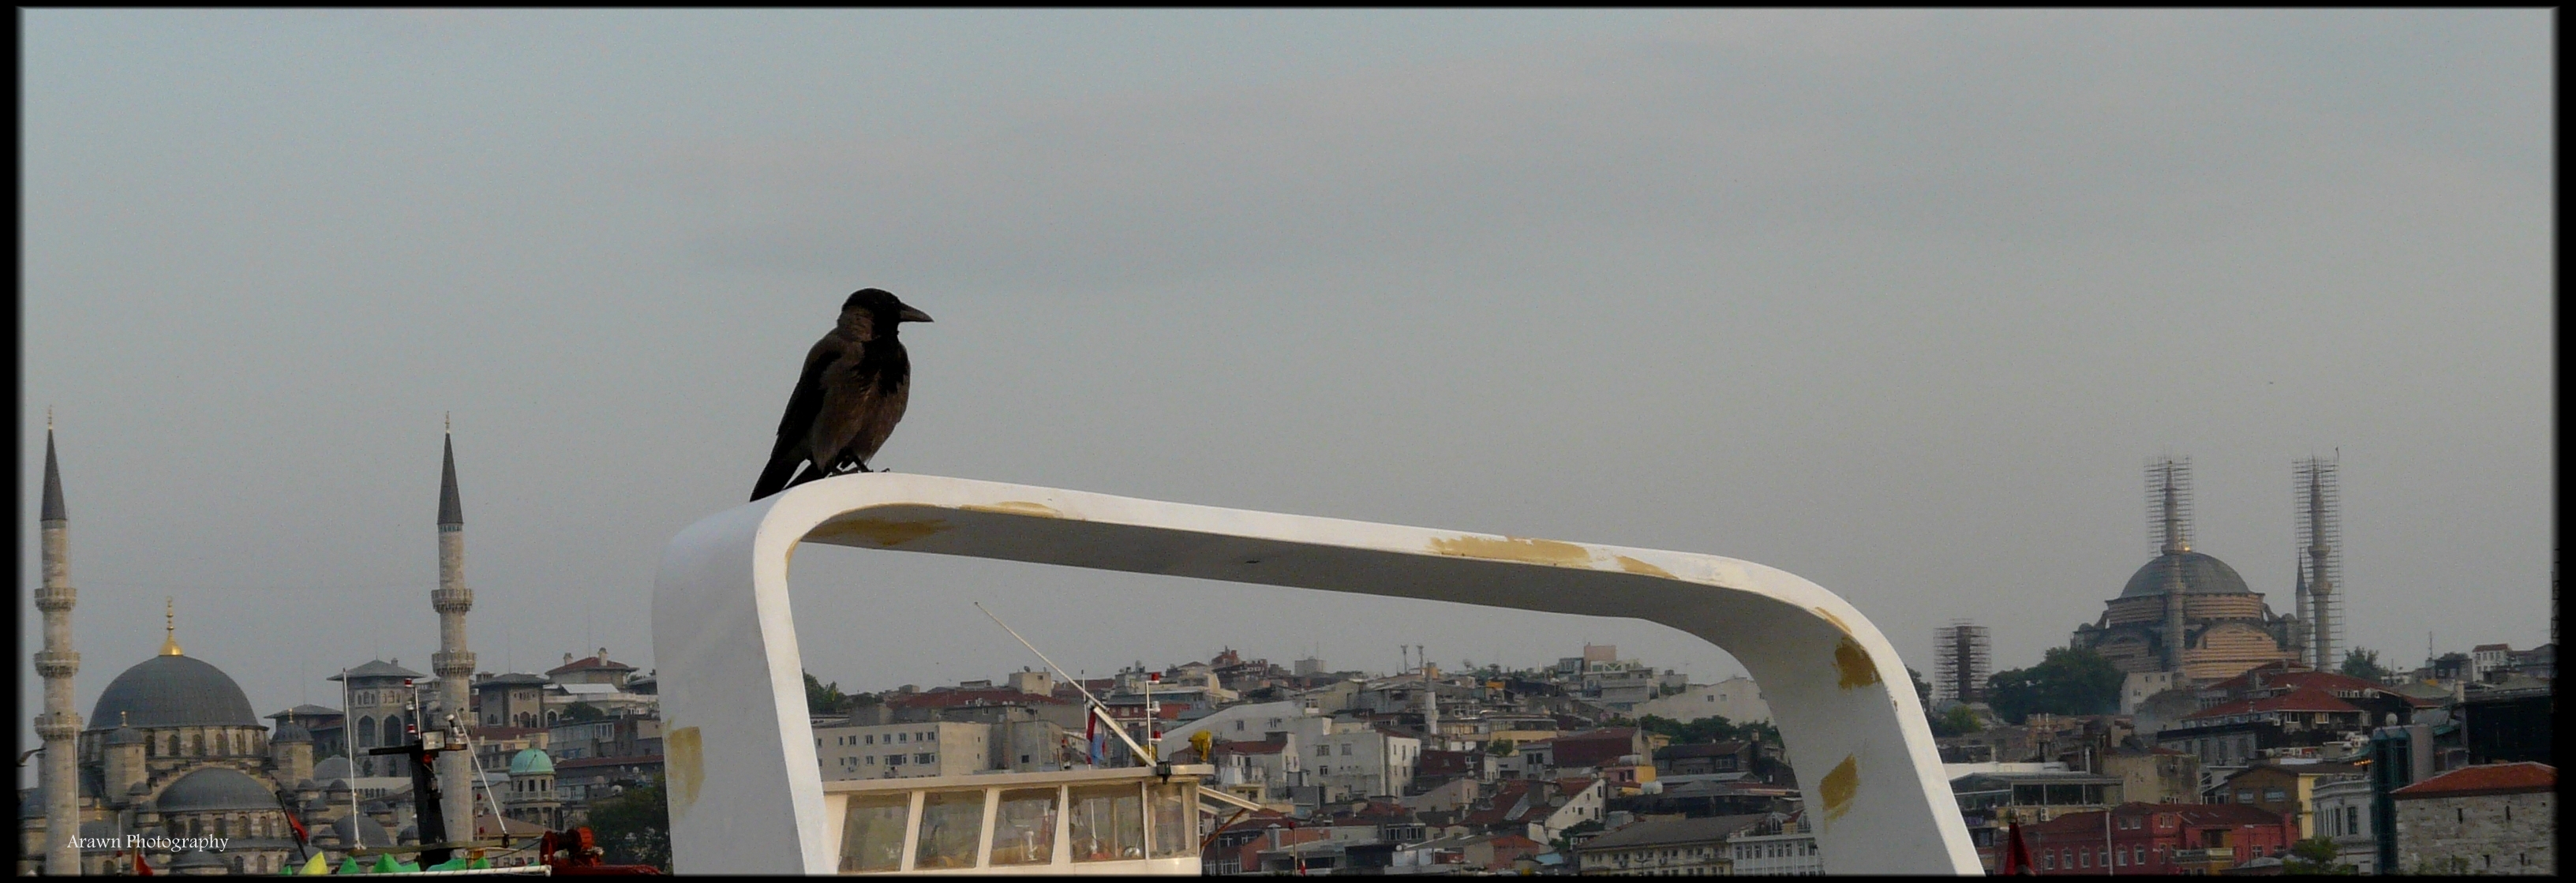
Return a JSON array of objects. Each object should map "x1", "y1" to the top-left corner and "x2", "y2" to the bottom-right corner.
[{"x1": 751, "y1": 455, "x2": 807, "y2": 501}]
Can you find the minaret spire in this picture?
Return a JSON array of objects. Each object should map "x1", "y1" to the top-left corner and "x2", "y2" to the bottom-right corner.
[
  {"x1": 162, "y1": 597, "x2": 183, "y2": 656},
  {"x1": 35, "y1": 421, "x2": 84, "y2": 873},
  {"x1": 430, "y1": 423, "x2": 477, "y2": 847}
]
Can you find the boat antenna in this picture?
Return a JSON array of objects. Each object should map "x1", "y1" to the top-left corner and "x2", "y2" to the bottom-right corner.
[{"x1": 972, "y1": 601, "x2": 1153, "y2": 765}]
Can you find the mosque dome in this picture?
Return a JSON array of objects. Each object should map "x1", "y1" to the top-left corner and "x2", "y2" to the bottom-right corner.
[
  {"x1": 272, "y1": 721, "x2": 313, "y2": 743},
  {"x1": 313, "y1": 756, "x2": 354, "y2": 781},
  {"x1": 88, "y1": 654, "x2": 258, "y2": 729},
  {"x1": 329, "y1": 814, "x2": 395, "y2": 847},
  {"x1": 2118, "y1": 551, "x2": 2252, "y2": 599},
  {"x1": 107, "y1": 724, "x2": 148, "y2": 745},
  {"x1": 507, "y1": 748, "x2": 555, "y2": 776},
  {"x1": 157, "y1": 767, "x2": 275, "y2": 813}
]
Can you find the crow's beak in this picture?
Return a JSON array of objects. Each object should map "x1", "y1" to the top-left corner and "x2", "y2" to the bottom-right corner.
[{"x1": 898, "y1": 305, "x2": 934, "y2": 323}]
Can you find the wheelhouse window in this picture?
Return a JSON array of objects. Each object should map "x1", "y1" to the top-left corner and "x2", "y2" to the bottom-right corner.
[
  {"x1": 838, "y1": 792, "x2": 909, "y2": 874},
  {"x1": 1069, "y1": 783, "x2": 1144, "y2": 862},
  {"x1": 1150, "y1": 782, "x2": 1193, "y2": 859},
  {"x1": 990, "y1": 788, "x2": 1059, "y2": 866},
  {"x1": 913, "y1": 790, "x2": 985, "y2": 870}
]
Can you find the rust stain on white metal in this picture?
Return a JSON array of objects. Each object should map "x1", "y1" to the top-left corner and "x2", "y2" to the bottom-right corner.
[
  {"x1": 667, "y1": 726, "x2": 705, "y2": 817},
  {"x1": 1834, "y1": 638, "x2": 1881, "y2": 689},
  {"x1": 1819, "y1": 754, "x2": 1859, "y2": 822},
  {"x1": 1814, "y1": 607, "x2": 1854, "y2": 637},
  {"x1": 810, "y1": 516, "x2": 951, "y2": 547},
  {"x1": 959, "y1": 500, "x2": 1064, "y2": 518},
  {"x1": 1427, "y1": 534, "x2": 1594, "y2": 567},
  {"x1": 1613, "y1": 556, "x2": 1676, "y2": 579}
]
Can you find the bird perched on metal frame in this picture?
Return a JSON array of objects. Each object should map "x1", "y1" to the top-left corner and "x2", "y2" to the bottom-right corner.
[{"x1": 751, "y1": 288, "x2": 934, "y2": 500}]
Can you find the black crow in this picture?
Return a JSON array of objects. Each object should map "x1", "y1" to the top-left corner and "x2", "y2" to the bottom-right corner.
[{"x1": 751, "y1": 288, "x2": 934, "y2": 500}]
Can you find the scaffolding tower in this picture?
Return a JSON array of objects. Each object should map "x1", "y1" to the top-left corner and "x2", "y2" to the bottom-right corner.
[
  {"x1": 1933, "y1": 619, "x2": 1990, "y2": 706},
  {"x1": 2295, "y1": 455, "x2": 2342, "y2": 672},
  {"x1": 2147, "y1": 458, "x2": 2196, "y2": 673}
]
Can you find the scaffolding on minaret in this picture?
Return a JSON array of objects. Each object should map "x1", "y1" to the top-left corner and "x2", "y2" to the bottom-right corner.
[
  {"x1": 2147, "y1": 457, "x2": 2194, "y2": 674},
  {"x1": 2295, "y1": 455, "x2": 2342, "y2": 672},
  {"x1": 1933, "y1": 619, "x2": 1990, "y2": 706}
]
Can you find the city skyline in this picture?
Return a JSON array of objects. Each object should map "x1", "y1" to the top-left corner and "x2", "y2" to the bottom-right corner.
[{"x1": 21, "y1": 9, "x2": 2553, "y2": 791}]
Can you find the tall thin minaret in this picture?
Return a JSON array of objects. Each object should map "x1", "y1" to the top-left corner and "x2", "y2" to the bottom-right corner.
[
  {"x1": 35, "y1": 415, "x2": 84, "y2": 874},
  {"x1": 430, "y1": 419, "x2": 477, "y2": 842},
  {"x1": 2150, "y1": 458, "x2": 2193, "y2": 676}
]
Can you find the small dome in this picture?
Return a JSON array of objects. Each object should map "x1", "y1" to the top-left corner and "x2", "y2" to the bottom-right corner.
[
  {"x1": 398, "y1": 823, "x2": 419, "y2": 843},
  {"x1": 127, "y1": 781, "x2": 152, "y2": 796},
  {"x1": 158, "y1": 767, "x2": 275, "y2": 813},
  {"x1": 79, "y1": 819, "x2": 118, "y2": 840},
  {"x1": 328, "y1": 814, "x2": 395, "y2": 847},
  {"x1": 272, "y1": 721, "x2": 313, "y2": 743},
  {"x1": 313, "y1": 755, "x2": 354, "y2": 781},
  {"x1": 88, "y1": 654, "x2": 259, "y2": 729},
  {"x1": 2119, "y1": 551, "x2": 2252, "y2": 598},
  {"x1": 507, "y1": 748, "x2": 555, "y2": 776}
]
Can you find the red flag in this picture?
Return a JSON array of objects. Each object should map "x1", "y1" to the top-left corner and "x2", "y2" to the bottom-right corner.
[
  {"x1": 2000, "y1": 820, "x2": 2035, "y2": 875},
  {"x1": 133, "y1": 847, "x2": 155, "y2": 875}
]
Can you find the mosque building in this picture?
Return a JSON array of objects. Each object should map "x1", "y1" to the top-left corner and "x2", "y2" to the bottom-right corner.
[
  {"x1": 17, "y1": 423, "x2": 537, "y2": 874},
  {"x1": 2070, "y1": 458, "x2": 2305, "y2": 685}
]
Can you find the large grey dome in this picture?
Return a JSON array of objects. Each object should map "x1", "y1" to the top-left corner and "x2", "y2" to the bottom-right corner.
[
  {"x1": 2119, "y1": 551, "x2": 2252, "y2": 598},
  {"x1": 157, "y1": 767, "x2": 275, "y2": 813},
  {"x1": 89, "y1": 654, "x2": 258, "y2": 729},
  {"x1": 328, "y1": 814, "x2": 395, "y2": 847}
]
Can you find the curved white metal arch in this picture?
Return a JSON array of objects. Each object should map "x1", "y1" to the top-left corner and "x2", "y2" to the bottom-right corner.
[{"x1": 651, "y1": 473, "x2": 1978, "y2": 874}]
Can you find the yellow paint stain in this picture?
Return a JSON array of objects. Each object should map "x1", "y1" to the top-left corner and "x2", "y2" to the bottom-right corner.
[
  {"x1": 1614, "y1": 556, "x2": 1676, "y2": 579},
  {"x1": 960, "y1": 500, "x2": 1062, "y2": 518},
  {"x1": 1834, "y1": 638, "x2": 1881, "y2": 689},
  {"x1": 667, "y1": 726, "x2": 704, "y2": 817},
  {"x1": 1819, "y1": 754, "x2": 1859, "y2": 822},
  {"x1": 809, "y1": 516, "x2": 951, "y2": 548},
  {"x1": 1427, "y1": 535, "x2": 1595, "y2": 567},
  {"x1": 1814, "y1": 607, "x2": 1853, "y2": 637}
]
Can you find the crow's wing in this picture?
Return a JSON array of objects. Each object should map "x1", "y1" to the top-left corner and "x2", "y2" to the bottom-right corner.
[{"x1": 751, "y1": 336, "x2": 844, "y2": 500}]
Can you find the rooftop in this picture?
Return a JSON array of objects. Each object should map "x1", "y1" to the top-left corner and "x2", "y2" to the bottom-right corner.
[
  {"x1": 2391, "y1": 762, "x2": 2555, "y2": 799},
  {"x1": 1574, "y1": 814, "x2": 1769, "y2": 851}
]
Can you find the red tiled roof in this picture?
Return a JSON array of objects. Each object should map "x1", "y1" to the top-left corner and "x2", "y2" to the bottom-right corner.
[
  {"x1": 2472, "y1": 644, "x2": 2511, "y2": 653},
  {"x1": 1215, "y1": 738, "x2": 1287, "y2": 757},
  {"x1": 2184, "y1": 687, "x2": 2364, "y2": 720},
  {"x1": 546, "y1": 655, "x2": 637, "y2": 675},
  {"x1": 2392, "y1": 762, "x2": 2555, "y2": 799},
  {"x1": 2206, "y1": 665, "x2": 2397, "y2": 699}
]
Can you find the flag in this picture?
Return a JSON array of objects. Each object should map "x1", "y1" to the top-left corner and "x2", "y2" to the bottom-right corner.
[
  {"x1": 131, "y1": 847, "x2": 154, "y2": 875},
  {"x1": 1087, "y1": 713, "x2": 1106, "y2": 767},
  {"x1": 2001, "y1": 820, "x2": 2035, "y2": 875}
]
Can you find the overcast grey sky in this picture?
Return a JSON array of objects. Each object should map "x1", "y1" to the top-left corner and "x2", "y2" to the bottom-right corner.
[{"x1": 20, "y1": 9, "x2": 2552, "y2": 785}]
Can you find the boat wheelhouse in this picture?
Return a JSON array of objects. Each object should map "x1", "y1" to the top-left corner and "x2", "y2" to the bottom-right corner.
[{"x1": 825, "y1": 763, "x2": 1215, "y2": 874}]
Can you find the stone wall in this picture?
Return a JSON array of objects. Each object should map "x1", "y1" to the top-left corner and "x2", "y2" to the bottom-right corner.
[{"x1": 2396, "y1": 791, "x2": 2554, "y2": 875}]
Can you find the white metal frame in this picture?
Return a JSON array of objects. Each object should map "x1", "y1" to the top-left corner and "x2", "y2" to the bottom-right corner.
[{"x1": 652, "y1": 473, "x2": 1979, "y2": 874}]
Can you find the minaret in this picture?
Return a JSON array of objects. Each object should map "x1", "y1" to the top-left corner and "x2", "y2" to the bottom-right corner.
[
  {"x1": 2151, "y1": 458, "x2": 2193, "y2": 676},
  {"x1": 2290, "y1": 559, "x2": 2310, "y2": 665},
  {"x1": 430, "y1": 420, "x2": 477, "y2": 842},
  {"x1": 35, "y1": 416, "x2": 84, "y2": 874},
  {"x1": 2295, "y1": 456, "x2": 2341, "y2": 672}
]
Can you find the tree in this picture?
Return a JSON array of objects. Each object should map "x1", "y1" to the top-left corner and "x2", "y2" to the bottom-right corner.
[
  {"x1": 1930, "y1": 705, "x2": 1983, "y2": 737},
  {"x1": 1908, "y1": 668, "x2": 1933, "y2": 709},
  {"x1": 806, "y1": 671, "x2": 853, "y2": 716},
  {"x1": 1985, "y1": 647, "x2": 2123, "y2": 724},
  {"x1": 2283, "y1": 836, "x2": 2355, "y2": 874},
  {"x1": 564, "y1": 702, "x2": 607, "y2": 722},
  {"x1": 585, "y1": 776, "x2": 672, "y2": 872},
  {"x1": 2339, "y1": 648, "x2": 2391, "y2": 683},
  {"x1": 1487, "y1": 738, "x2": 1518, "y2": 757},
  {"x1": 1634, "y1": 714, "x2": 1743, "y2": 745}
]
